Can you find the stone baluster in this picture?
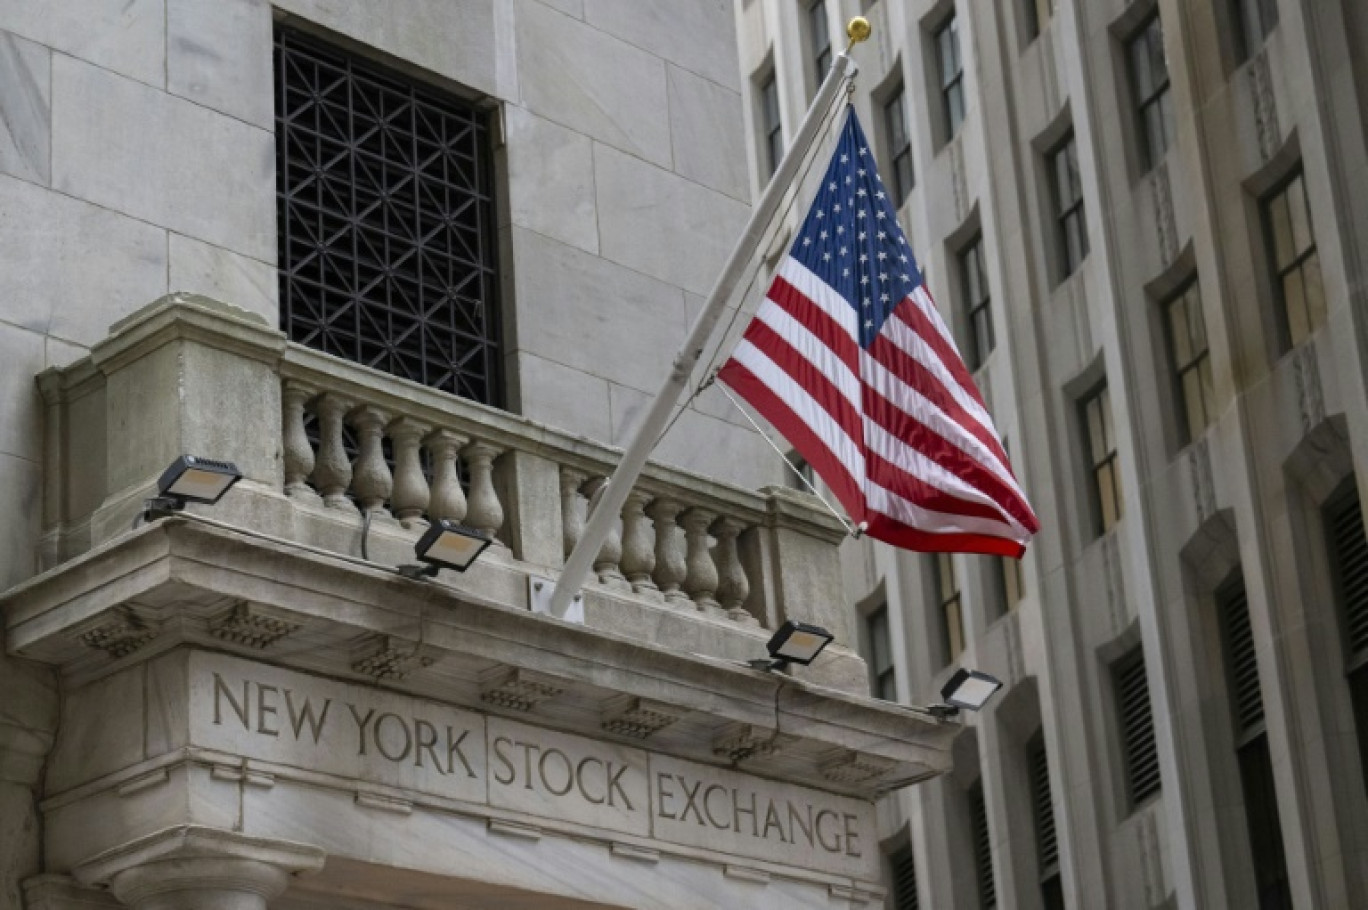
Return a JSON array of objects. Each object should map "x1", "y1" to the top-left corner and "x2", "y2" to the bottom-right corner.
[
  {"x1": 681, "y1": 507, "x2": 721, "y2": 614},
  {"x1": 620, "y1": 490, "x2": 658, "y2": 597},
  {"x1": 425, "y1": 429, "x2": 468, "y2": 524},
  {"x1": 648, "y1": 497, "x2": 689, "y2": 607},
  {"x1": 712, "y1": 516, "x2": 756, "y2": 626},
  {"x1": 281, "y1": 382, "x2": 319, "y2": 503},
  {"x1": 388, "y1": 417, "x2": 430, "y2": 526},
  {"x1": 310, "y1": 393, "x2": 354, "y2": 510},
  {"x1": 349, "y1": 405, "x2": 392, "y2": 517},
  {"x1": 462, "y1": 440, "x2": 504, "y2": 541},
  {"x1": 583, "y1": 477, "x2": 626, "y2": 587},
  {"x1": 560, "y1": 467, "x2": 588, "y2": 560}
]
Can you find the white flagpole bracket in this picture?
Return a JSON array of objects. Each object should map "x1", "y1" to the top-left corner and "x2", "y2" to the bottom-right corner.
[{"x1": 545, "y1": 24, "x2": 869, "y2": 621}]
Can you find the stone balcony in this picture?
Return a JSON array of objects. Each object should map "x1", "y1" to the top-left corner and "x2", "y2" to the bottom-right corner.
[{"x1": 32, "y1": 294, "x2": 864, "y2": 691}]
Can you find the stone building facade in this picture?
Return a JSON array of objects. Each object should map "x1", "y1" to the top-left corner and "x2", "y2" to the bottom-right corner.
[
  {"x1": 735, "y1": 0, "x2": 1368, "y2": 908},
  {"x1": 0, "y1": 2, "x2": 959, "y2": 909}
]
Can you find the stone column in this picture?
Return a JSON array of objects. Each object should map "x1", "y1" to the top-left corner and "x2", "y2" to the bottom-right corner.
[
  {"x1": 647, "y1": 497, "x2": 689, "y2": 607},
  {"x1": 280, "y1": 382, "x2": 319, "y2": 505},
  {"x1": 0, "y1": 656, "x2": 57, "y2": 910},
  {"x1": 74, "y1": 826, "x2": 324, "y2": 910},
  {"x1": 387, "y1": 417, "x2": 431, "y2": 527},
  {"x1": 619, "y1": 490, "x2": 658, "y2": 598}
]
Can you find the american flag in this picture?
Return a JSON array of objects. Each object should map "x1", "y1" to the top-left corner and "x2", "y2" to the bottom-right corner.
[{"x1": 718, "y1": 110, "x2": 1039, "y2": 557}]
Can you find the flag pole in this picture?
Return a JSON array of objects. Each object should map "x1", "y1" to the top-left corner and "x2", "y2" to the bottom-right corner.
[{"x1": 545, "y1": 19, "x2": 872, "y2": 619}]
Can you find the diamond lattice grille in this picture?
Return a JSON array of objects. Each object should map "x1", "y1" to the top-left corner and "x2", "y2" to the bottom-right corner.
[{"x1": 275, "y1": 26, "x2": 501, "y2": 405}]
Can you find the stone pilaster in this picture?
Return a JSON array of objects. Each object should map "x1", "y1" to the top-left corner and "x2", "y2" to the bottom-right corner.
[
  {"x1": 74, "y1": 826, "x2": 325, "y2": 910},
  {"x1": 0, "y1": 654, "x2": 58, "y2": 910}
]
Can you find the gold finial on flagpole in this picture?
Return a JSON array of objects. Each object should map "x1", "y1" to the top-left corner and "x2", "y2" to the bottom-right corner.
[{"x1": 845, "y1": 16, "x2": 871, "y2": 50}]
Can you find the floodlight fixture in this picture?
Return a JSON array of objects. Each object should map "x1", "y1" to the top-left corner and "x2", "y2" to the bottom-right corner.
[
  {"x1": 935, "y1": 668, "x2": 1005, "y2": 715},
  {"x1": 142, "y1": 455, "x2": 242, "y2": 520},
  {"x1": 747, "y1": 620, "x2": 834, "y2": 672},
  {"x1": 397, "y1": 519, "x2": 493, "y2": 578}
]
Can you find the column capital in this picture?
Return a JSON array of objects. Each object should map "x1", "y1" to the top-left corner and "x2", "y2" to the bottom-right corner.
[{"x1": 74, "y1": 826, "x2": 325, "y2": 910}]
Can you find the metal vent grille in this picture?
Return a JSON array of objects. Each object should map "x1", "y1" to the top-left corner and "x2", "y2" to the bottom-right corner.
[
  {"x1": 1029, "y1": 736, "x2": 1058, "y2": 873},
  {"x1": 970, "y1": 783, "x2": 996, "y2": 908},
  {"x1": 1116, "y1": 649, "x2": 1161, "y2": 804},
  {"x1": 274, "y1": 25, "x2": 501, "y2": 406},
  {"x1": 1328, "y1": 485, "x2": 1368, "y2": 663},
  {"x1": 889, "y1": 841, "x2": 919, "y2": 910},
  {"x1": 1218, "y1": 576, "x2": 1265, "y2": 740}
]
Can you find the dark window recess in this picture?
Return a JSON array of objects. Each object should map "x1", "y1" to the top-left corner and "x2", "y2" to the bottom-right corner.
[
  {"x1": 960, "y1": 235, "x2": 993, "y2": 369},
  {"x1": 937, "y1": 553, "x2": 965, "y2": 663},
  {"x1": 809, "y1": 0, "x2": 832, "y2": 89},
  {"x1": 1115, "y1": 649, "x2": 1161, "y2": 806},
  {"x1": 275, "y1": 26, "x2": 501, "y2": 406},
  {"x1": 1217, "y1": 575, "x2": 1292, "y2": 910},
  {"x1": 867, "y1": 605, "x2": 898, "y2": 701},
  {"x1": 1024, "y1": 0, "x2": 1055, "y2": 42},
  {"x1": 1165, "y1": 281, "x2": 1215, "y2": 444},
  {"x1": 1029, "y1": 735, "x2": 1062, "y2": 906},
  {"x1": 1264, "y1": 169, "x2": 1324, "y2": 349},
  {"x1": 1232, "y1": 0, "x2": 1279, "y2": 62},
  {"x1": 1082, "y1": 383, "x2": 1122, "y2": 534},
  {"x1": 889, "y1": 840, "x2": 920, "y2": 910},
  {"x1": 760, "y1": 75, "x2": 783, "y2": 178},
  {"x1": 1128, "y1": 13, "x2": 1175, "y2": 170},
  {"x1": 1050, "y1": 133, "x2": 1088, "y2": 279},
  {"x1": 936, "y1": 14, "x2": 965, "y2": 138},
  {"x1": 1326, "y1": 481, "x2": 1368, "y2": 797},
  {"x1": 970, "y1": 783, "x2": 996, "y2": 908},
  {"x1": 885, "y1": 86, "x2": 914, "y2": 206}
]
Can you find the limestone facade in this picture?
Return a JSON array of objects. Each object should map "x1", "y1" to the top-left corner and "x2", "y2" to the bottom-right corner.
[{"x1": 735, "y1": 0, "x2": 1368, "y2": 907}]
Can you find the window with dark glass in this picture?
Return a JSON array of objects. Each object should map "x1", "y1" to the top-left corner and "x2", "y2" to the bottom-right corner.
[
  {"x1": 1114, "y1": 648, "x2": 1161, "y2": 806},
  {"x1": 1264, "y1": 169, "x2": 1324, "y2": 348},
  {"x1": 936, "y1": 14, "x2": 965, "y2": 139},
  {"x1": 1217, "y1": 574, "x2": 1292, "y2": 910},
  {"x1": 885, "y1": 85, "x2": 914, "y2": 206},
  {"x1": 808, "y1": 0, "x2": 832, "y2": 90},
  {"x1": 889, "y1": 838, "x2": 920, "y2": 909},
  {"x1": 1165, "y1": 281, "x2": 1215, "y2": 443},
  {"x1": 786, "y1": 450, "x2": 815, "y2": 491},
  {"x1": 997, "y1": 555, "x2": 1024, "y2": 613},
  {"x1": 760, "y1": 74, "x2": 783, "y2": 179},
  {"x1": 867, "y1": 605, "x2": 898, "y2": 701},
  {"x1": 937, "y1": 553, "x2": 965, "y2": 662},
  {"x1": 961, "y1": 235, "x2": 994, "y2": 370},
  {"x1": 1024, "y1": 0, "x2": 1055, "y2": 42},
  {"x1": 275, "y1": 26, "x2": 501, "y2": 405},
  {"x1": 1325, "y1": 480, "x2": 1368, "y2": 798},
  {"x1": 1082, "y1": 383, "x2": 1122, "y2": 534},
  {"x1": 1050, "y1": 134, "x2": 1088, "y2": 279},
  {"x1": 1128, "y1": 13, "x2": 1175, "y2": 170},
  {"x1": 1029, "y1": 735, "x2": 1063, "y2": 909},
  {"x1": 970, "y1": 783, "x2": 996, "y2": 908},
  {"x1": 1232, "y1": 0, "x2": 1279, "y2": 62}
]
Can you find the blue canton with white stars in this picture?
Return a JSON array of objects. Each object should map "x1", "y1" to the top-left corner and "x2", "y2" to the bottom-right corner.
[{"x1": 789, "y1": 109, "x2": 922, "y2": 349}]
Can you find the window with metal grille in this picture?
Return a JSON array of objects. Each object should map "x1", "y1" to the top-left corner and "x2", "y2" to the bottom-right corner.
[
  {"x1": 1264, "y1": 169, "x2": 1324, "y2": 349},
  {"x1": 867, "y1": 605, "x2": 898, "y2": 701},
  {"x1": 960, "y1": 235, "x2": 993, "y2": 370},
  {"x1": 1165, "y1": 280, "x2": 1215, "y2": 444},
  {"x1": 1217, "y1": 575, "x2": 1292, "y2": 910},
  {"x1": 1232, "y1": 0, "x2": 1278, "y2": 62},
  {"x1": 970, "y1": 783, "x2": 996, "y2": 908},
  {"x1": 936, "y1": 553, "x2": 965, "y2": 663},
  {"x1": 1049, "y1": 133, "x2": 1088, "y2": 280},
  {"x1": 1128, "y1": 13, "x2": 1175, "y2": 171},
  {"x1": 275, "y1": 26, "x2": 501, "y2": 406},
  {"x1": 1081, "y1": 383, "x2": 1122, "y2": 535},
  {"x1": 1028, "y1": 734, "x2": 1061, "y2": 904},
  {"x1": 1326, "y1": 480, "x2": 1368, "y2": 797},
  {"x1": 936, "y1": 13, "x2": 965, "y2": 139},
  {"x1": 884, "y1": 85, "x2": 914, "y2": 207},
  {"x1": 1023, "y1": 0, "x2": 1055, "y2": 42},
  {"x1": 760, "y1": 74, "x2": 783, "y2": 178},
  {"x1": 808, "y1": 0, "x2": 832, "y2": 91},
  {"x1": 889, "y1": 840, "x2": 920, "y2": 910},
  {"x1": 1114, "y1": 648, "x2": 1161, "y2": 806}
]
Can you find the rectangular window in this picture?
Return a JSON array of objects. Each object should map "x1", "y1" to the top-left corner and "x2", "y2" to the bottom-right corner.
[
  {"x1": 889, "y1": 839, "x2": 920, "y2": 909},
  {"x1": 1050, "y1": 133, "x2": 1088, "y2": 279},
  {"x1": 970, "y1": 783, "x2": 996, "y2": 908},
  {"x1": 1114, "y1": 648, "x2": 1162, "y2": 806},
  {"x1": 1165, "y1": 281, "x2": 1215, "y2": 443},
  {"x1": 760, "y1": 75, "x2": 783, "y2": 179},
  {"x1": 960, "y1": 235, "x2": 994, "y2": 370},
  {"x1": 1325, "y1": 481, "x2": 1368, "y2": 797},
  {"x1": 1082, "y1": 383, "x2": 1122, "y2": 534},
  {"x1": 885, "y1": 85, "x2": 915, "y2": 206},
  {"x1": 1217, "y1": 576, "x2": 1293, "y2": 909},
  {"x1": 998, "y1": 556, "x2": 1025, "y2": 611},
  {"x1": 1028, "y1": 735, "x2": 1061, "y2": 905},
  {"x1": 809, "y1": 0, "x2": 832, "y2": 89},
  {"x1": 867, "y1": 605, "x2": 898, "y2": 701},
  {"x1": 1024, "y1": 0, "x2": 1055, "y2": 41},
  {"x1": 1128, "y1": 13, "x2": 1175, "y2": 170},
  {"x1": 935, "y1": 553, "x2": 965, "y2": 662},
  {"x1": 1264, "y1": 170, "x2": 1325, "y2": 348},
  {"x1": 785, "y1": 450, "x2": 815, "y2": 491},
  {"x1": 1233, "y1": 0, "x2": 1279, "y2": 62},
  {"x1": 937, "y1": 14, "x2": 966, "y2": 139},
  {"x1": 275, "y1": 26, "x2": 502, "y2": 405}
]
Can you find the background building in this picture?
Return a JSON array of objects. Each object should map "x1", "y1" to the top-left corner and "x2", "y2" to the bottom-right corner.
[
  {"x1": 734, "y1": 0, "x2": 1368, "y2": 907},
  {"x1": 0, "y1": 2, "x2": 956, "y2": 909}
]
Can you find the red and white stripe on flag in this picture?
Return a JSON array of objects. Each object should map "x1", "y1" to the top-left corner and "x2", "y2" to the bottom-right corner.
[{"x1": 718, "y1": 110, "x2": 1039, "y2": 557}]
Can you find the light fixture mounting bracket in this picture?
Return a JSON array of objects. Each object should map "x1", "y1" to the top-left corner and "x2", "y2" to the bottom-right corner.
[{"x1": 529, "y1": 576, "x2": 584, "y2": 624}]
